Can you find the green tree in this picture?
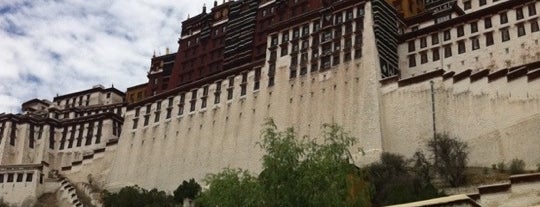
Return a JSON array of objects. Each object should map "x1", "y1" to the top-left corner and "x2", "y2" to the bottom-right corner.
[
  {"x1": 367, "y1": 153, "x2": 442, "y2": 206},
  {"x1": 173, "y1": 178, "x2": 202, "y2": 203},
  {"x1": 428, "y1": 133, "x2": 469, "y2": 187},
  {"x1": 103, "y1": 185, "x2": 176, "y2": 207},
  {"x1": 198, "y1": 119, "x2": 371, "y2": 207},
  {"x1": 197, "y1": 168, "x2": 263, "y2": 207}
]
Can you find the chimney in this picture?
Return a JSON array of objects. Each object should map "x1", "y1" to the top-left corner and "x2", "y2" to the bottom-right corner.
[
  {"x1": 202, "y1": 4, "x2": 206, "y2": 13},
  {"x1": 166, "y1": 47, "x2": 170, "y2": 55}
]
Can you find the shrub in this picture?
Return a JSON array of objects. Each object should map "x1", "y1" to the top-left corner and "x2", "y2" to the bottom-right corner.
[
  {"x1": 428, "y1": 133, "x2": 469, "y2": 187},
  {"x1": 173, "y1": 178, "x2": 201, "y2": 203},
  {"x1": 497, "y1": 162, "x2": 506, "y2": 173},
  {"x1": 509, "y1": 159, "x2": 526, "y2": 175}
]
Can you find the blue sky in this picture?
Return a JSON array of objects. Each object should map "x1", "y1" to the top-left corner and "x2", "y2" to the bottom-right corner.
[{"x1": 0, "y1": 0, "x2": 215, "y2": 113}]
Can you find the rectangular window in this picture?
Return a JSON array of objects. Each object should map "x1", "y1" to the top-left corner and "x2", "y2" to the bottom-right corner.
[
  {"x1": 7, "y1": 173, "x2": 13, "y2": 182},
  {"x1": 470, "y1": 22, "x2": 478, "y2": 33},
  {"x1": 531, "y1": 21, "x2": 540, "y2": 32},
  {"x1": 10, "y1": 123, "x2": 16, "y2": 146},
  {"x1": 227, "y1": 77, "x2": 234, "y2": 100},
  {"x1": 420, "y1": 52, "x2": 428, "y2": 64},
  {"x1": 268, "y1": 64, "x2": 275, "y2": 87},
  {"x1": 432, "y1": 33, "x2": 439, "y2": 45},
  {"x1": 0, "y1": 174, "x2": 3, "y2": 183},
  {"x1": 472, "y1": 37, "x2": 480, "y2": 50},
  {"x1": 420, "y1": 37, "x2": 427, "y2": 48},
  {"x1": 26, "y1": 173, "x2": 33, "y2": 182},
  {"x1": 408, "y1": 41, "x2": 415, "y2": 52},
  {"x1": 143, "y1": 105, "x2": 150, "y2": 126},
  {"x1": 178, "y1": 93, "x2": 185, "y2": 115},
  {"x1": 281, "y1": 46, "x2": 288, "y2": 56},
  {"x1": 190, "y1": 90, "x2": 197, "y2": 112},
  {"x1": 517, "y1": 23, "x2": 526, "y2": 37},
  {"x1": 464, "y1": 1, "x2": 471, "y2": 10},
  {"x1": 166, "y1": 97, "x2": 173, "y2": 119},
  {"x1": 479, "y1": 0, "x2": 486, "y2": 6},
  {"x1": 486, "y1": 32, "x2": 494, "y2": 46},
  {"x1": 85, "y1": 122, "x2": 94, "y2": 146},
  {"x1": 500, "y1": 12, "x2": 508, "y2": 24},
  {"x1": 95, "y1": 121, "x2": 102, "y2": 144},
  {"x1": 201, "y1": 86, "x2": 208, "y2": 108},
  {"x1": 516, "y1": 7, "x2": 524, "y2": 20},
  {"x1": 408, "y1": 55, "x2": 416, "y2": 67},
  {"x1": 282, "y1": 31, "x2": 289, "y2": 43},
  {"x1": 240, "y1": 73, "x2": 247, "y2": 96},
  {"x1": 16, "y1": 173, "x2": 23, "y2": 182},
  {"x1": 443, "y1": 30, "x2": 451, "y2": 41},
  {"x1": 444, "y1": 45, "x2": 452, "y2": 58},
  {"x1": 457, "y1": 25, "x2": 464, "y2": 37},
  {"x1": 529, "y1": 4, "x2": 537, "y2": 16},
  {"x1": 254, "y1": 68, "x2": 261, "y2": 91},
  {"x1": 458, "y1": 41, "x2": 466, "y2": 54},
  {"x1": 132, "y1": 118, "x2": 139, "y2": 129},
  {"x1": 154, "y1": 101, "x2": 161, "y2": 122},
  {"x1": 432, "y1": 48, "x2": 440, "y2": 61},
  {"x1": 214, "y1": 81, "x2": 221, "y2": 104},
  {"x1": 501, "y1": 28, "x2": 510, "y2": 41},
  {"x1": 484, "y1": 17, "x2": 492, "y2": 29}
]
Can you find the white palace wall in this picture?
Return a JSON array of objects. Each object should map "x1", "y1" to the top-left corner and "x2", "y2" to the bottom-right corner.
[
  {"x1": 381, "y1": 69, "x2": 540, "y2": 169},
  {"x1": 106, "y1": 2, "x2": 385, "y2": 192}
]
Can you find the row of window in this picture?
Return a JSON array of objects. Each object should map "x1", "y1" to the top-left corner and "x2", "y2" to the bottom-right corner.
[
  {"x1": 0, "y1": 172, "x2": 34, "y2": 183},
  {"x1": 409, "y1": 21, "x2": 539, "y2": 67},
  {"x1": 409, "y1": 3, "x2": 538, "y2": 53},
  {"x1": 132, "y1": 69, "x2": 263, "y2": 129},
  {"x1": 57, "y1": 121, "x2": 104, "y2": 150}
]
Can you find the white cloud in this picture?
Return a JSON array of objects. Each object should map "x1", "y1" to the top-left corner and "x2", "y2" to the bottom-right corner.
[{"x1": 0, "y1": 0, "x2": 216, "y2": 112}]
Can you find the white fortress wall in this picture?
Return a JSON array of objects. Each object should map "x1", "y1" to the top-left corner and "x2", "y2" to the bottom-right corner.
[
  {"x1": 400, "y1": 1, "x2": 540, "y2": 78},
  {"x1": 106, "y1": 1, "x2": 386, "y2": 192},
  {"x1": 381, "y1": 68, "x2": 540, "y2": 168}
]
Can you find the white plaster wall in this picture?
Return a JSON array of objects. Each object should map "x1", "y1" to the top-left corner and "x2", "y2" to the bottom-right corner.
[
  {"x1": 0, "y1": 170, "x2": 40, "y2": 206},
  {"x1": 106, "y1": 2, "x2": 384, "y2": 192},
  {"x1": 400, "y1": 1, "x2": 540, "y2": 78},
  {"x1": 381, "y1": 74, "x2": 540, "y2": 169}
]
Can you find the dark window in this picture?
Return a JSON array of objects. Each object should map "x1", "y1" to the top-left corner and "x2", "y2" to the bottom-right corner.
[
  {"x1": 7, "y1": 173, "x2": 13, "y2": 182},
  {"x1": 464, "y1": 1, "x2": 471, "y2": 10},
  {"x1": 529, "y1": 4, "x2": 537, "y2": 16},
  {"x1": 432, "y1": 33, "x2": 439, "y2": 45},
  {"x1": 95, "y1": 121, "x2": 102, "y2": 144},
  {"x1": 227, "y1": 77, "x2": 234, "y2": 100},
  {"x1": 516, "y1": 7, "x2": 524, "y2": 20},
  {"x1": 10, "y1": 122, "x2": 16, "y2": 146},
  {"x1": 16, "y1": 173, "x2": 23, "y2": 182},
  {"x1": 408, "y1": 55, "x2": 416, "y2": 67},
  {"x1": 472, "y1": 37, "x2": 480, "y2": 50},
  {"x1": 517, "y1": 23, "x2": 526, "y2": 37},
  {"x1": 240, "y1": 73, "x2": 247, "y2": 96},
  {"x1": 132, "y1": 118, "x2": 139, "y2": 129},
  {"x1": 29, "y1": 124, "x2": 35, "y2": 149},
  {"x1": 178, "y1": 93, "x2": 185, "y2": 116},
  {"x1": 282, "y1": 31, "x2": 289, "y2": 43},
  {"x1": 281, "y1": 46, "x2": 288, "y2": 56},
  {"x1": 166, "y1": 97, "x2": 173, "y2": 119},
  {"x1": 408, "y1": 41, "x2": 415, "y2": 52},
  {"x1": 154, "y1": 101, "x2": 161, "y2": 122},
  {"x1": 484, "y1": 17, "x2": 492, "y2": 29},
  {"x1": 214, "y1": 81, "x2": 222, "y2": 104},
  {"x1": 0, "y1": 174, "x2": 3, "y2": 183},
  {"x1": 85, "y1": 122, "x2": 94, "y2": 146},
  {"x1": 470, "y1": 22, "x2": 478, "y2": 33},
  {"x1": 420, "y1": 37, "x2": 427, "y2": 48},
  {"x1": 254, "y1": 68, "x2": 261, "y2": 91},
  {"x1": 443, "y1": 30, "x2": 451, "y2": 41},
  {"x1": 420, "y1": 52, "x2": 428, "y2": 64},
  {"x1": 457, "y1": 25, "x2": 464, "y2": 37},
  {"x1": 26, "y1": 173, "x2": 33, "y2": 182},
  {"x1": 190, "y1": 90, "x2": 197, "y2": 112},
  {"x1": 201, "y1": 86, "x2": 208, "y2": 108},
  {"x1": 486, "y1": 32, "x2": 494, "y2": 46},
  {"x1": 432, "y1": 49, "x2": 440, "y2": 61},
  {"x1": 458, "y1": 41, "x2": 466, "y2": 54},
  {"x1": 479, "y1": 0, "x2": 486, "y2": 6},
  {"x1": 501, "y1": 28, "x2": 510, "y2": 41},
  {"x1": 500, "y1": 12, "x2": 508, "y2": 24},
  {"x1": 268, "y1": 64, "x2": 275, "y2": 87},
  {"x1": 531, "y1": 21, "x2": 540, "y2": 32},
  {"x1": 444, "y1": 45, "x2": 452, "y2": 58}
]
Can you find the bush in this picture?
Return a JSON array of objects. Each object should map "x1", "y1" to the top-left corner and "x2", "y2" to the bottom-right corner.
[
  {"x1": 428, "y1": 133, "x2": 469, "y2": 187},
  {"x1": 367, "y1": 152, "x2": 443, "y2": 206},
  {"x1": 509, "y1": 159, "x2": 526, "y2": 175},
  {"x1": 497, "y1": 162, "x2": 506, "y2": 173},
  {"x1": 103, "y1": 185, "x2": 176, "y2": 207},
  {"x1": 173, "y1": 178, "x2": 201, "y2": 203}
]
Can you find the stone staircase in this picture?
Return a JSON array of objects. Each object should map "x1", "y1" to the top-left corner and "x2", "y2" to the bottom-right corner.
[{"x1": 51, "y1": 171, "x2": 103, "y2": 207}]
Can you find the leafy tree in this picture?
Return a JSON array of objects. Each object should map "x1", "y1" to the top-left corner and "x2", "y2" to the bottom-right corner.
[
  {"x1": 198, "y1": 119, "x2": 371, "y2": 207},
  {"x1": 367, "y1": 153, "x2": 443, "y2": 206},
  {"x1": 173, "y1": 178, "x2": 202, "y2": 203},
  {"x1": 103, "y1": 185, "x2": 176, "y2": 207},
  {"x1": 197, "y1": 168, "x2": 263, "y2": 207},
  {"x1": 428, "y1": 133, "x2": 469, "y2": 187}
]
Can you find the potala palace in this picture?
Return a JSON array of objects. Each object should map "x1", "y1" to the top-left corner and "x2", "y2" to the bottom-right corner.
[{"x1": 1, "y1": 0, "x2": 539, "y2": 206}]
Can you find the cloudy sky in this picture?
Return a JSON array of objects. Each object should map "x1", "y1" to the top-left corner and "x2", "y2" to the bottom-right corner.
[{"x1": 0, "y1": 0, "x2": 216, "y2": 113}]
